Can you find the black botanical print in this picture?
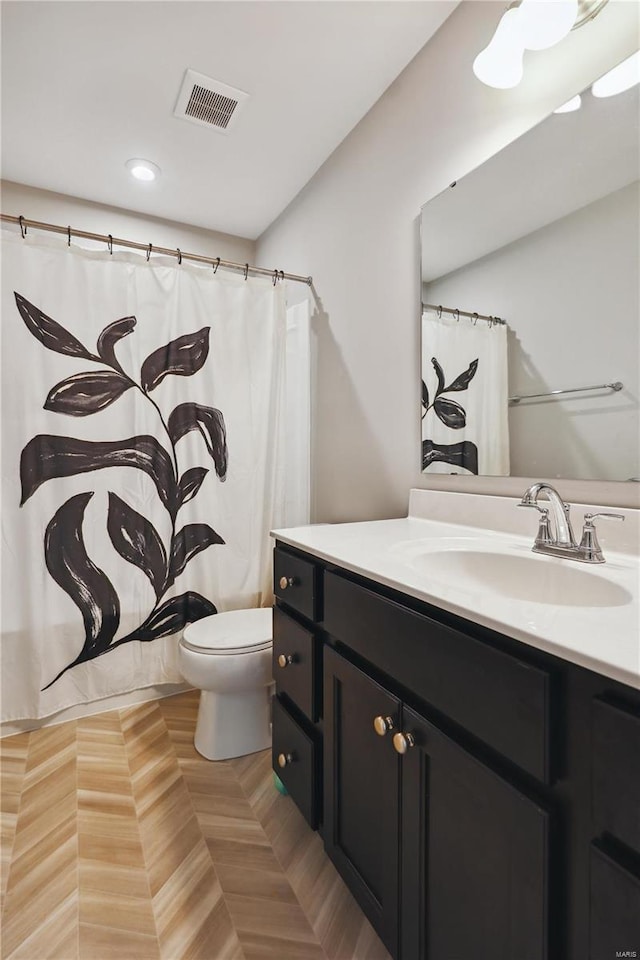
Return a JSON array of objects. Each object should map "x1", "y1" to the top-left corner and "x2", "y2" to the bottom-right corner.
[
  {"x1": 422, "y1": 357, "x2": 479, "y2": 474},
  {"x1": 422, "y1": 439, "x2": 479, "y2": 475},
  {"x1": 15, "y1": 294, "x2": 227, "y2": 690}
]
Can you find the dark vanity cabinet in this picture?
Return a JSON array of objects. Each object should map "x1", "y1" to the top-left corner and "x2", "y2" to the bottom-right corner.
[
  {"x1": 589, "y1": 698, "x2": 640, "y2": 958},
  {"x1": 273, "y1": 542, "x2": 640, "y2": 960},
  {"x1": 323, "y1": 645, "x2": 401, "y2": 954},
  {"x1": 323, "y1": 646, "x2": 549, "y2": 960},
  {"x1": 399, "y1": 701, "x2": 549, "y2": 960},
  {"x1": 271, "y1": 549, "x2": 322, "y2": 828}
]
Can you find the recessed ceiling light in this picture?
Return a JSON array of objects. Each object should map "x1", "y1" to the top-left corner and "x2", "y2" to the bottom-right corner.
[{"x1": 125, "y1": 158, "x2": 161, "y2": 182}]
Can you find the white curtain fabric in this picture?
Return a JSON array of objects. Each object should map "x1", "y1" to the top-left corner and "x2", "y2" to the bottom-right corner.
[
  {"x1": 421, "y1": 309, "x2": 510, "y2": 476},
  {"x1": 0, "y1": 230, "x2": 301, "y2": 721},
  {"x1": 275, "y1": 299, "x2": 311, "y2": 529}
]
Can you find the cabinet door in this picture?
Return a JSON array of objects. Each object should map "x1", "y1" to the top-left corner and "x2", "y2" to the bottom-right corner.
[
  {"x1": 592, "y1": 697, "x2": 640, "y2": 854},
  {"x1": 401, "y1": 705, "x2": 550, "y2": 960},
  {"x1": 324, "y1": 646, "x2": 401, "y2": 957},
  {"x1": 589, "y1": 843, "x2": 640, "y2": 960}
]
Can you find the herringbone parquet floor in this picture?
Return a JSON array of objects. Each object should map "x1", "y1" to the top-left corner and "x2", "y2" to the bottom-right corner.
[{"x1": 0, "y1": 691, "x2": 391, "y2": 960}]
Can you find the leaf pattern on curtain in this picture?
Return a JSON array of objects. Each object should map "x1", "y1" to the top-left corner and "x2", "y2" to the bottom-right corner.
[
  {"x1": 16, "y1": 293, "x2": 226, "y2": 689},
  {"x1": 421, "y1": 357, "x2": 479, "y2": 474}
]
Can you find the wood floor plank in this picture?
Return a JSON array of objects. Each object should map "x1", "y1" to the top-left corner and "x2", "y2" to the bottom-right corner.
[
  {"x1": 122, "y1": 700, "x2": 245, "y2": 960},
  {"x1": 1, "y1": 689, "x2": 389, "y2": 960},
  {"x1": 6, "y1": 889, "x2": 78, "y2": 960},
  {"x1": 1, "y1": 722, "x2": 78, "y2": 959},
  {"x1": 205, "y1": 836, "x2": 284, "y2": 873},
  {"x1": 0, "y1": 731, "x2": 30, "y2": 914},
  {"x1": 239, "y1": 932, "x2": 327, "y2": 960},
  {"x1": 229, "y1": 729, "x2": 392, "y2": 960},
  {"x1": 79, "y1": 923, "x2": 159, "y2": 959},
  {"x1": 215, "y1": 862, "x2": 299, "y2": 904},
  {"x1": 77, "y1": 713, "x2": 159, "y2": 959},
  {"x1": 163, "y1": 696, "x2": 326, "y2": 960},
  {"x1": 225, "y1": 893, "x2": 325, "y2": 945}
]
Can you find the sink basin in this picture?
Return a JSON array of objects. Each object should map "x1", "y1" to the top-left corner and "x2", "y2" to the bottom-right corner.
[{"x1": 411, "y1": 550, "x2": 632, "y2": 608}]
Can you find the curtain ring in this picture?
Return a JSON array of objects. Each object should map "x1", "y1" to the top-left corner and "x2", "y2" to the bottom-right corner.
[
  {"x1": 454, "y1": 308, "x2": 460, "y2": 323},
  {"x1": 18, "y1": 216, "x2": 27, "y2": 239},
  {"x1": 472, "y1": 312, "x2": 479, "y2": 326},
  {"x1": 67, "y1": 226, "x2": 71, "y2": 247},
  {"x1": 213, "y1": 257, "x2": 220, "y2": 274},
  {"x1": 176, "y1": 248, "x2": 182, "y2": 265},
  {"x1": 279, "y1": 270, "x2": 285, "y2": 283},
  {"x1": 272, "y1": 268, "x2": 278, "y2": 286},
  {"x1": 243, "y1": 263, "x2": 249, "y2": 281},
  {"x1": 107, "y1": 234, "x2": 113, "y2": 255},
  {"x1": 146, "y1": 243, "x2": 152, "y2": 262},
  {"x1": 437, "y1": 305, "x2": 442, "y2": 319}
]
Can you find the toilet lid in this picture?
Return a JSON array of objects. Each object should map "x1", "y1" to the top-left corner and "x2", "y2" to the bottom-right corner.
[{"x1": 181, "y1": 607, "x2": 272, "y2": 655}]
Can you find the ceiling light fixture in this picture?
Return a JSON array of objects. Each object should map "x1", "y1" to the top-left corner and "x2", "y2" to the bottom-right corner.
[
  {"x1": 125, "y1": 158, "x2": 161, "y2": 182},
  {"x1": 474, "y1": 0, "x2": 609, "y2": 90},
  {"x1": 591, "y1": 50, "x2": 640, "y2": 98},
  {"x1": 517, "y1": 0, "x2": 578, "y2": 50},
  {"x1": 473, "y1": 8, "x2": 525, "y2": 90},
  {"x1": 553, "y1": 94, "x2": 582, "y2": 113}
]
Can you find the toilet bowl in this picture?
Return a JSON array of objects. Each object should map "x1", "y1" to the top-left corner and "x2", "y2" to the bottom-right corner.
[{"x1": 178, "y1": 608, "x2": 273, "y2": 761}]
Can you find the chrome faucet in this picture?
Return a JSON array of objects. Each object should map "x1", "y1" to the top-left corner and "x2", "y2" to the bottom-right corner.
[
  {"x1": 518, "y1": 482, "x2": 624, "y2": 563},
  {"x1": 519, "y1": 482, "x2": 576, "y2": 547}
]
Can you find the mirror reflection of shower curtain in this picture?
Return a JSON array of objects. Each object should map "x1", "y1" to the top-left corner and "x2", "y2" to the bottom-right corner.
[{"x1": 421, "y1": 309, "x2": 510, "y2": 475}]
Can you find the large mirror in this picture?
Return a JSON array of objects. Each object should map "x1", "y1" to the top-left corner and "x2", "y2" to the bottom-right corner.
[{"x1": 420, "y1": 71, "x2": 639, "y2": 482}]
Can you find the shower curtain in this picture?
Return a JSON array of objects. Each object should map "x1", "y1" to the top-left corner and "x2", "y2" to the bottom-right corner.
[
  {"x1": 421, "y1": 309, "x2": 510, "y2": 475},
  {"x1": 1, "y1": 229, "x2": 305, "y2": 721}
]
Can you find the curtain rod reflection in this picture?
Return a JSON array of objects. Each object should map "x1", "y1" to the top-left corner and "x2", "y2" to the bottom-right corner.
[
  {"x1": 509, "y1": 381, "x2": 624, "y2": 405},
  {"x1": 422, "y1": 302, "x2": 506, "y2": 326}
]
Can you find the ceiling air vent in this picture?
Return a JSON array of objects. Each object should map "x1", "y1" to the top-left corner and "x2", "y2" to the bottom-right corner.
[{"x1": 174, "y1": 69, "x2": 249, "y2": 134}]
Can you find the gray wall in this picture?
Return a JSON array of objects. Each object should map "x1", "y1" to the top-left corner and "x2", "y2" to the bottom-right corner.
[
  {"x1": 1, "y1": 180, "x2": 254, "y2": 264},
  {"x1": 256, "y1": 0, "x2": 640, "y2": 521}
]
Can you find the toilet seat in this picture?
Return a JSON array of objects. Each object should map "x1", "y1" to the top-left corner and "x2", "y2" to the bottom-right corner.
[{"x1": 181, "y1": 608, "x2": 272, "y2": 656}]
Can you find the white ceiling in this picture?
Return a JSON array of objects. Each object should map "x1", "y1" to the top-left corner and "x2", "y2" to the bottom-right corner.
[{"x1": 1, "y1": 1, "x2": 458, "y2": 240}]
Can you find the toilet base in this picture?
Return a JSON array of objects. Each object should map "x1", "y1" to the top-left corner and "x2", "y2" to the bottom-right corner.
[{"x1": 194, "y1": 686, "x2": 273, "y2": 761}]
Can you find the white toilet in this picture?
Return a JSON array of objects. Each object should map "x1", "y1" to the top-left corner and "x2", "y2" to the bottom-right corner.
[{"x1": 178, "y1": 608, "x2": 273, "y2": 761}]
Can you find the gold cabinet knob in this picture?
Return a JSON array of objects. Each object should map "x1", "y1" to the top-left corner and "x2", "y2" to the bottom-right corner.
[
  {"x1": 392, "y1": 732, "x2": 415, "y2": 755},
  {"x1": 278, "y1": 752, "x2": 294, "y2": 768},
  {"x1": 277, "y1": 654, "x2": 294, "y2": 668},
  {"x1": 279, "y1": 576, "x2": 295, "y2": 590},
  {"x1": 373, "y1": 715, "x2": 395, "y2": 736}
]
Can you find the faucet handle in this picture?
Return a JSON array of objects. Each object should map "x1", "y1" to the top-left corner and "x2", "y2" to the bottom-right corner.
[
  {"x1": 518, "y1": 502, "x2": 554, "y2": 545},
  {"x1": 583, "y1": 512, "x2": 625, "y2": 524},
  {"x1": 517, "y1": 501, "x2": 548, "y2": 513},
  {"x1": 579, "y1": 513, "x2": 624, "y2": 563},
  {"x1": 534, "y1": 508, "x2": 553, "y2": 547}
]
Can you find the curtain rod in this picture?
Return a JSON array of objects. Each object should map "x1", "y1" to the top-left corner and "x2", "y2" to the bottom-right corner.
[
  {"x1": 1, "y1": 213, "x2": 313, "y2": 286},
  {"x1": 509, "y1": 381, "x2": 623, "y2": 405},
  {"x1": 422, "y1": 302, "x2": 506, "y2": 326}
]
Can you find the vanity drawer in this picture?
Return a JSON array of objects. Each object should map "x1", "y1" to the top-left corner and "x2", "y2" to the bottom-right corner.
[
  {"x1": 273, "y1": 606, "x2": 320, "y2": 722},
  {"x1": 274, "y1": 546, "x2": 320, "y2": 622},
  {"x1": 323, "y1": 571, "x2": 552, "y2": 783},
  {"x1": 272, "y1": 695, "x2": 319, "y2": 828},
  {"x1": 592, "y1": 698, "x2": 640, "y2": 853}
]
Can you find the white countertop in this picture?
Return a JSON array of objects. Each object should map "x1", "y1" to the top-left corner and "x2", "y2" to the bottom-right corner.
[{"x1": 272, "y1": 490, "x2": 640, "y2": 690}]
